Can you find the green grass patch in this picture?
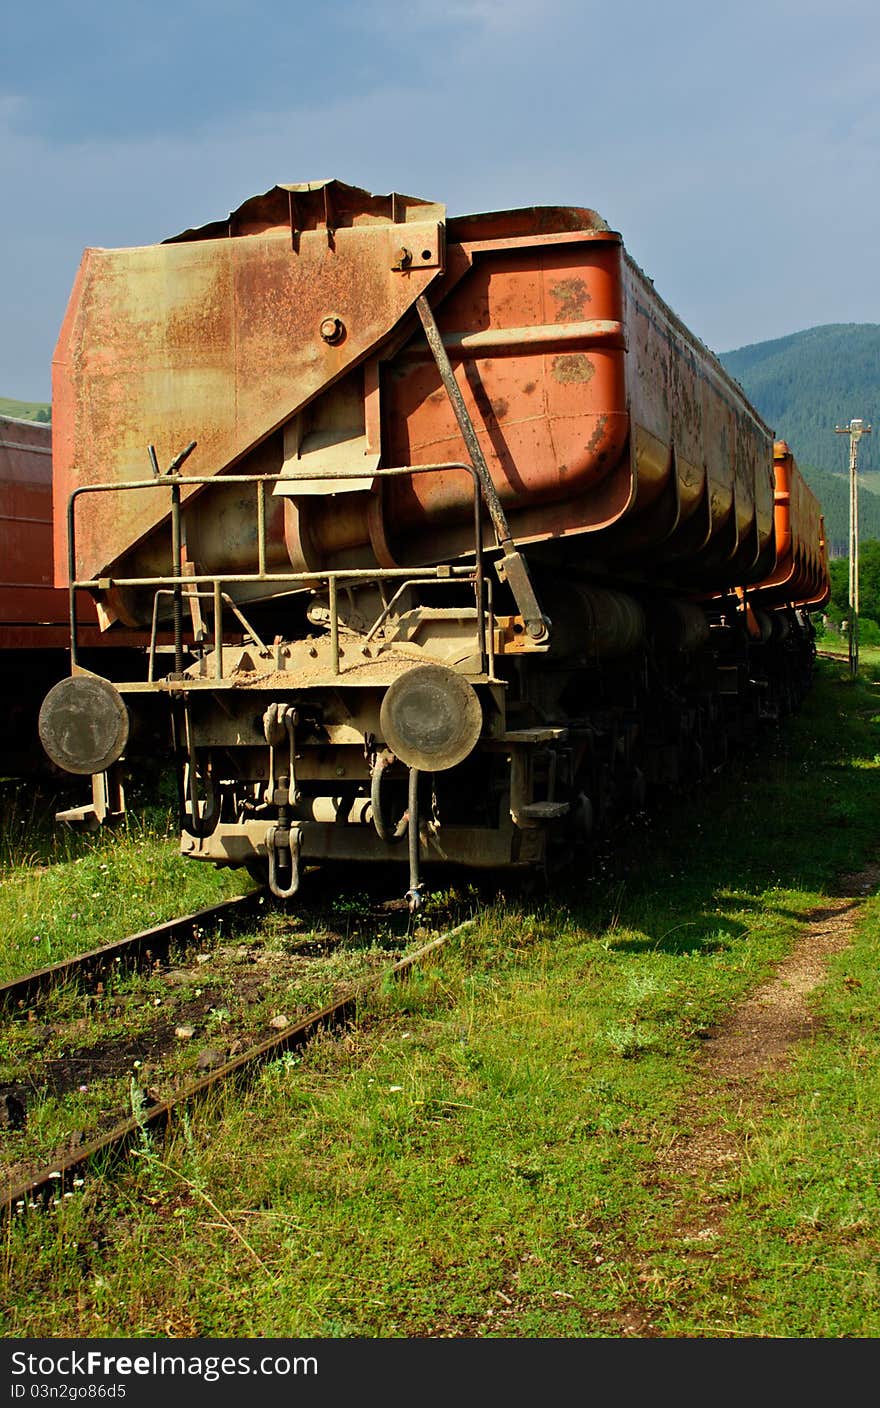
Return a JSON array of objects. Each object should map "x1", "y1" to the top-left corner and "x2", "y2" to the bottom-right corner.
[
  {"x1": 2, "y1": 659, "x2": 880, "y2": 1337},
  {"x1": 0, "y1": 806, "x2": 250, "y2": 985}
]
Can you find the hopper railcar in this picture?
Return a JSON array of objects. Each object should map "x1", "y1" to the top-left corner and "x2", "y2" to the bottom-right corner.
[{"x1": 38, "y1": 181, "x2": 830, "y2": 901}]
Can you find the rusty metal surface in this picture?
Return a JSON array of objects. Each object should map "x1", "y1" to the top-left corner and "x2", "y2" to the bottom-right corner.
[
  {"x1": 0, "y1": 416, "x2": 63, "y2": 630},
  {"x1": 0, "y1": 415, "x2": 158, "y2": 649},
  {"x1": 38, "y1": 183, "x2": 831, "y2": 890},
  {"x1": 55, "y1": 184, "x2": 784, "y2": 611},
  {"x1": 167, "y1": 179, "x2": 445, "y2": 244},
  {"x1": 53, "y1": 181, "x2": 446, "y2": 587},
  {"x1": 379, "y1": 229, "x2": 632, "y2": 566},
  {"x1": 365, "y1": 230, "x2": 775, "y2": 584},
  {"x1": 751, "y1": 442, "x2": 830, "y2": 610},
  {"x1": 620, "y1": 257, "x2": 775, "y2": 585}
]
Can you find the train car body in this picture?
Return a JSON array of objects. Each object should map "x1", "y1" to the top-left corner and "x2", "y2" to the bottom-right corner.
[
  {"x1": 40, "y1": 181, "x2": 829, "y2": 900},
  {"x1": 0, "y1": 413, "x2": 156, "y2": 789},
  {"x1": 1, "y1": 416, "x2": 59, "y2": 640},
  {"x1": 0, "y1": 414, "x2": 65, "y2": 773}
]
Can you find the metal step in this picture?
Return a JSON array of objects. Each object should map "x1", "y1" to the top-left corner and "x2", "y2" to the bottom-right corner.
[
  {"x1": 517, "y1": 801, "x2": 569, "y2": 820},
  {"x1": 502, "y1": 727, "x2": 569, "y2": 744}
]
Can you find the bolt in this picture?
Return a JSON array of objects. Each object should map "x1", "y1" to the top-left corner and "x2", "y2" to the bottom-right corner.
[
  {"x1": 527, "y1": 619, "x2": 547, "y2": 639},
  {"x1": 394, "y1": 246, "x2": 412, "y2": 269},
  {"x1": 320, "y1": 316, "x2": 345, "y2": 345}
]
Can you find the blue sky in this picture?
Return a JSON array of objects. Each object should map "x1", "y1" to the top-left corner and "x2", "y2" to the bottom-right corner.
[{"x1": 2, "y1": 0, "x2": 878, "y2": 401}]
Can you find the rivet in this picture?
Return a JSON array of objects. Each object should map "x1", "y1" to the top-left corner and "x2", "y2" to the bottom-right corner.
[{"x1": 320, "y1": 316, "x2": 345, "y2": 344}]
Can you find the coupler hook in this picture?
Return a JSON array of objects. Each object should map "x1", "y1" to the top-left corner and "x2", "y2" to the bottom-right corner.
[
  {"x1": 266, "y1": 822, "x2": 302, "y2": 900},
  {"x1": 370, "y1": 749, "x2": 410, "y2": 843}
]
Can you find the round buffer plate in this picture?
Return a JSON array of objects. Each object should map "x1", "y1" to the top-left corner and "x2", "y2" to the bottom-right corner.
[
  {"x1": 39, "y1": 674, "x2": 130, "y2": 776},
  {"x1": 379, "y1": 664, "x2": 482, "y2": 772}
]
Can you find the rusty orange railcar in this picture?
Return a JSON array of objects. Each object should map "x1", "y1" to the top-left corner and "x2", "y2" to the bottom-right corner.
[
  {"x1": 756, "y1": 441, "x2": 830, "y2": 612},
  {"x1": 40, "y1": 181, "x2": 830, "y2": 901}
]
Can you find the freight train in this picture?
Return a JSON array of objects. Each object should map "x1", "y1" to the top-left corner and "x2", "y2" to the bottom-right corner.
[
  {"x1": 0, "y1": 414, "x2": 153, "y2": 804},
  {"x1": 37, "y1": 180, "x2": 829, "y2": 902}
]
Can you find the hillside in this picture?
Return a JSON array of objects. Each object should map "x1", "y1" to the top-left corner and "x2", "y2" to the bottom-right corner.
[
  {"x1": 795, "y1": 464, "x2": 880, "y2": 555},
  {"x1": 0, "y1": 396, "x2": 51, "y2": 423},
  {"x1": 719, "y1": 324, "x2": 879, "y2": 473},
  {"x1": 718, "y1": 323, "x2": 880, "y2": 549}
]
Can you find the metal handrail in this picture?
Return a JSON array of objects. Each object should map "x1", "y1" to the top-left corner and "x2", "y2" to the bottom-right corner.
[
  {"x1": 147, "y1": 588, "x2": 270, "y2": 682},
  {"x1": 67, "y1": 461, "x2": 489, "y2": 679}
]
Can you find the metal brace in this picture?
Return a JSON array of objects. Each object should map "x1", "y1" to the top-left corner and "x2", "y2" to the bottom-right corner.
[
  {"x1": 263, "y1": 703, "x2": 299, "y2": 802},
  {"x1": 415, "y1": 294, "x2": 549, "y2": 648}
]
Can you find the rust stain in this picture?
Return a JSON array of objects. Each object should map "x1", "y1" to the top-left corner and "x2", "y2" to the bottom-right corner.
[
  {"x1": 586, "y1": 415, "x2": 609, "y2": 454},
  {"x1": 552, "y1": 354, "x2": 594, "y2": 385},
  {"x1": 54, "y1": 195, "x2": 444, "y2": 586},
  {"x1": 491, "y1": 397, "x2": 509, "y2": 419},
  {"x1": 522, "y1": 381, "x2": 537, "y2": 395},
  {"x1": 550, "y1": 278, "x2": 592, "y2": 322}
]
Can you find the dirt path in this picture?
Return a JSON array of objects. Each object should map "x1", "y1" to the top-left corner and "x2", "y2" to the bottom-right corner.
[
  {"x1": 614, "y1": 863, "x2": 879, "y2": 1335},
  {"x1": 676, "y1": 862, "x2": 876, "y2": 1140}
]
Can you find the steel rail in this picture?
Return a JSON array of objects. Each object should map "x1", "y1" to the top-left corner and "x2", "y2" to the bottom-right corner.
[
  {"x1": 0, "y1": 891, "x2": 265, "y2": 1014},
  {"x1": 1, "y1": 919, "x2": 474, "y2": 1219}
]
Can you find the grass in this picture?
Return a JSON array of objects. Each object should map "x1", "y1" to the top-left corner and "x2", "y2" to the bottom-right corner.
[
  {"x1": 2, "y1": 657, "x2": 880, "y2": 1337},
  {"x1": 0, "y1": 799, "x2": 251, "y2": 986},
  {"x1": 0, "y1": 914, "x2": 409, "y2": 1182}
]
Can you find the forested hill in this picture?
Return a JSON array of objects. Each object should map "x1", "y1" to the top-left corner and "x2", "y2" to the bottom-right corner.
[
  {"x1": 718, "y1": 324, "x2": 879, "y2": 475},
  {"x1": 797, "y1": 463, "x2": 880, "y2": 552},
  {"x1": 718, "y1": 323, "x2": 880, "y2": 551}
]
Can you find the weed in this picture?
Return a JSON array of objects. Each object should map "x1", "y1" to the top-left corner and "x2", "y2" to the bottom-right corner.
[
  {"x1": 601, "y1": 1023, "x2": 657, "y2": 1059},
  {"x1": 0, "y1": 814, "x2": 250, "y2": 984}
]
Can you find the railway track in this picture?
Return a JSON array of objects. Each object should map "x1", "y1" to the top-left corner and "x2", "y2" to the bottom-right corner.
[
  {"x1": 0, "y1": 894, "x2": 473, "y2": 1218},
  {"x1": 0, "y1": 889, "x2": 266, "y2": 1012}
]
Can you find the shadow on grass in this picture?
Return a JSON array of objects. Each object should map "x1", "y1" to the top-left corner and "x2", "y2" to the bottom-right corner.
[
  {"x1": 499, "y1": 663, "x2": 880, "y2": 959},
  {"x1": 600, "y1": 920, "x2": 741, "y2": 957}
]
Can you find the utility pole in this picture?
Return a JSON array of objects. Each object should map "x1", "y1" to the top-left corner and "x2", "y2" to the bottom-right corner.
[{"x1": 835, "y1": 417, "x2": 872, "y2": 677}]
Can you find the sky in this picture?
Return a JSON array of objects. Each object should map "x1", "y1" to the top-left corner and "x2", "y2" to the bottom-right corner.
[{"x1": 2, "y1": 0, "x2": 878, "y2": 403}]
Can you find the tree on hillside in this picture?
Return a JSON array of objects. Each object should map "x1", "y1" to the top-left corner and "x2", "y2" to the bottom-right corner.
[
  {"x1": 828, "y1": 557, "x2": 848, "y2": 619},
  {"x1": 827, "y1": 539, "x2": 880, "y2": 628}
]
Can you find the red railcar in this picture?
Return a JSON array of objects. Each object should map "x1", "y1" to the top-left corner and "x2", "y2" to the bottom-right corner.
[
  {"x1": 1, "y1": 413, "x2": 153, "y2": 783},
  {"x1": 1, "y1": 415, "x2": 61, "y2": 645},
  {"x1": 40, "y1": 182, "x2": 829, "y2": 897}
]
